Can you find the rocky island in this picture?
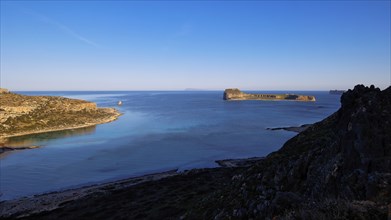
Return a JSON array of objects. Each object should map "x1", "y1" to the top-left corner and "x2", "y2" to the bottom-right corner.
[
  {"x1": 0, "y1": 85, "x2": 389, "y2": 219},
  {"x1": 0, "y1": 89, "x2": 121, "y2": 145},
  {"x1": 224, "y1": 88, "x2": 316, "y2": 101}
]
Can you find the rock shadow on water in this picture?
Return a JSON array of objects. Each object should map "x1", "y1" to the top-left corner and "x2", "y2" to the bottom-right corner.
[{"x1": 0, "y1": 126, "x2": 96, "y2": 156}]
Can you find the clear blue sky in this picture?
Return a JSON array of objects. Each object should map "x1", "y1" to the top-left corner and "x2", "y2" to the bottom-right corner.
[{"x1": 1, "y1": 1, "x2": 390, "y2": 91}]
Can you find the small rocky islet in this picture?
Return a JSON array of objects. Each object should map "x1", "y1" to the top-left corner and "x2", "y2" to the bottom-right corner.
[
  {"x1": 0, "y1": 89, "x2": 121, "y2": 149},
  {"x1": 1, "y1": 84, "x2": 389, "y2": 219},
  {"x1": 223, "y1": 88, "x2": 316, "y2": 101}
]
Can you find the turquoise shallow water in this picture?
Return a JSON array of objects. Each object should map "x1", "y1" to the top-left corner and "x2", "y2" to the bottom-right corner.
[{"x1": 0, "y1": 91, "x2": 341, "y2": 200}]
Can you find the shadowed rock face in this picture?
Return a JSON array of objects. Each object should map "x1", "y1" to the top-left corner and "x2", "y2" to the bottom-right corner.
[
  {"x1": 223, "y1": 88, "x2": 316, "y2": 101},
  {"x1": 266, "y1": 85, "x2": 391, "y2": 201}
]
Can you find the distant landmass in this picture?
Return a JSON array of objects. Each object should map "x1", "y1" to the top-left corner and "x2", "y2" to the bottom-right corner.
[
  {"x1": 0, "y1": 89, "x2": 121, "y2": 145},
  {"x1": 329, "y1": 90, "x2": 346, "y2": 95},
  {"x1": 223, "y1": 88, "x2": 316, "y2": 101},
  {"x1": 184, "y1": 88, "x2": 208, "y2": 91}
]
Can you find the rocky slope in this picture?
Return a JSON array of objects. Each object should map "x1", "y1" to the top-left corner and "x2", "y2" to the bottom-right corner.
[
  {"x1": 0, "y1": 90, "x2": 121, "y2": 143},
  {"x1": 193, "y1": 84, "x2": 391, "y2": 219},
  {"x1": 1, "y1": 85, "x2": 389, "y2": 219},
  {"x1": 224, "y1": 88, "x2": 316, "y2": 101}
]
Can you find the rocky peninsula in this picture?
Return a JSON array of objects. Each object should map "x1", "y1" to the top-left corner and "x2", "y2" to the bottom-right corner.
[
  {"x1": 0, "y1": 89, "x2": 121, "y2": 145},
  {"x1": 224, "y1": 88, "x2": 316, "y2": 101},
  {"x1": 0, "y1": 85, "x2": 389, "y2": 219}
]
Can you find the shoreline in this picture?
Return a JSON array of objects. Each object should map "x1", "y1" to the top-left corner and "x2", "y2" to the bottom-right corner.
[
  {"x1": 0, "y1": 169, "x2": 179, "y2": 218},
  {"x1": 0, "y1": 157, "x2": 256, "y2": 218},
  {"x1": 266, "y1": 124, "x2": 312, "y2": 133}
]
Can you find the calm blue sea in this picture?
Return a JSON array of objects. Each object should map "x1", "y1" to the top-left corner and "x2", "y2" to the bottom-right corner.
[{"x1": 0, "y1": 91, "x2": 341, "y2": 200}]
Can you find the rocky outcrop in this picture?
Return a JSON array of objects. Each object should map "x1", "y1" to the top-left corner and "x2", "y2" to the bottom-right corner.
[
  {"x1": 224, "y1": 88, "x2": 316, "y2": 101},
  {"x1": 0, "y1": 88, "x2": 10, "y2": 94},
  {"x1": 223, "y1": 88, "x2": 245, "y2": 100},
  {"x1": 0, "y1": 91, "x2": 121, "y2": 142}
]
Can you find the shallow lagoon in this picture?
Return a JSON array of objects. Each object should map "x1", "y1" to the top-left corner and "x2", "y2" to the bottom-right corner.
[{"x1": 0, "y1": 91, "x2": 340, "y2": 200}]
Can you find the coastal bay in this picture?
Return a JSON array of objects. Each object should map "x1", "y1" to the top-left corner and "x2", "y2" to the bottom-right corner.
[
  {"x1": 0, "y1": 90, "x2": 339, "y2": 201},
  {"x1": 2, "y1": 1, "x2": 388, "y2": 218},
  {"x1": 0, "y1": 85, "x2": 389, "y2": 219}
]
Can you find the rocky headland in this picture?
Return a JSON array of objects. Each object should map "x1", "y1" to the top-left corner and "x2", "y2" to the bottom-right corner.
[
  {"x1": 0, "y1": 89, "x2": 121, "y2": 146},
  {"x1": 0, "y1": 88, "x2": 10, "y2": 94},
  {"x1": 224, "y1": 88, "x2": 316, "y2": 101},
  {"x1": 0, "y1": 85, "x2": 389, "y2": 219}
]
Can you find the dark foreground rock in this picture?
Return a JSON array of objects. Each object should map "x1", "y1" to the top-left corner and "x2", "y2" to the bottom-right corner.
[
  {"x1": 216, "y1": 157, "x2": 265, "y2": 167},
  {"x1": 1, "y1": 168, "x2": 242, "y2": 219},
  {"x1": 1, "y1": 85, "x2": 390, "y2": 219},
  {"x1": 190, "y1": 84, "x2": 390, "y2": 219}
]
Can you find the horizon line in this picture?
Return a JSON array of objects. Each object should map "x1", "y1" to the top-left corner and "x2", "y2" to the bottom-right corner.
[{"x1": 11, "y1": 89, "x2": 342, "y2": 92}]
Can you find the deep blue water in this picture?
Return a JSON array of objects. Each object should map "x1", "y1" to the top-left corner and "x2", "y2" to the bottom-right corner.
[{"x1": 0, "y1": 91, "x2": 341, "y2": 200}]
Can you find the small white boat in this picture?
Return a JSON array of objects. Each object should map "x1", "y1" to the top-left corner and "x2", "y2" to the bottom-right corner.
[{"x1": 117, "y1": 101, "x2": 122, "y2": 106}]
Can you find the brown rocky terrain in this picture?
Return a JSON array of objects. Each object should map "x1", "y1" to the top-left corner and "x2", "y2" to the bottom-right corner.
[
  {"x1": 224, "y1": 88, "x2": 316, "y2": 101},
  {"x1": 0, "y1": 85, "x2": 389, "y2": 219},
  {"x1": 0, "y1": 90, "x2": 121, "y2": 144},
  {"x1": 0, "y1": 88, "x2": 10, "y2": 94}
]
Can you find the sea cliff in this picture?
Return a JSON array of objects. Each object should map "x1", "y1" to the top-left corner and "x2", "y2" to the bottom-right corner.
[
  {"x1": 0, "y1": 89, "x2": 121, "y2": 143},
  {"x1": 224, "y1": 88, "x2": 316, "y2": 101}
]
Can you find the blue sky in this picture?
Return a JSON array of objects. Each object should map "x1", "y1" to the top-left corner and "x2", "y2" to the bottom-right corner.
[{"x1": 1, "y1": 1, "x2": 390, "y2": 91}]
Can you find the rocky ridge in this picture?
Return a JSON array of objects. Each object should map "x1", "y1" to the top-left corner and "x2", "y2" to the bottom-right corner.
[
  {"x1": 192, "y1": 85, "x2": 391, "y2": 219},
  {"x1": 0, "y1": 90, "x2": 121, "y2": 143}
]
